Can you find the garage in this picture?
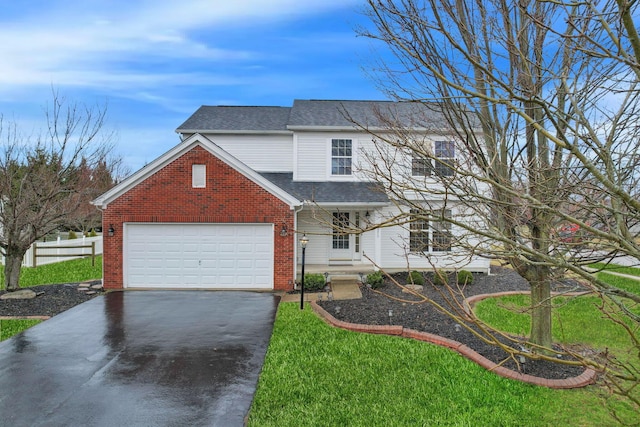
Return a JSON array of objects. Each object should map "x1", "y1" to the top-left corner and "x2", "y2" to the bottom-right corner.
[{"x1": 125, "y1": 223, "x2": 274, "y2": 289}]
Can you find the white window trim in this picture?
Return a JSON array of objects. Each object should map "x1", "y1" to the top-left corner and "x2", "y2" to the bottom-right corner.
[
  {"x1": 192, "y1": 164, "x2": 206, "y2": 188},
  {"x1": 327, "y1": 138, "x2": 357, "y2": 180}
]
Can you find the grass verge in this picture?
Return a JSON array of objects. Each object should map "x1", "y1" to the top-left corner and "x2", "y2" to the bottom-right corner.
[
  {"x1": 0, "y1": 256, "x2": 102, "y2": 289},
  {"x1": 249, "y1": 304, "x2": 621, "y2": 426},
  {"x1": 0, "y1": 319, "x2": 42, "y2": 341},
  {"x1": 589, "y1": 262, "x2": 640, "y2": 277}
]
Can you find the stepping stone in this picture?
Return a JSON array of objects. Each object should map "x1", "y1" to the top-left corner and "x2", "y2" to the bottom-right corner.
[
  {"x1": 0, "y1": 289, "x2": 37, "y2": 300},
  {"x1": 90, "y1": 284, "x2": 103, "y2": 290},
  {"x1": 85, "y1": 291, "x2": 97, "y2": 295},
  {"x1": 403, "y1": 284, "x2": 424, "y2": 293}
]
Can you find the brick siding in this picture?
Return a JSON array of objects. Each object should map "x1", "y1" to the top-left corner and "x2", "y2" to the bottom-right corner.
[{"x1": 102, "y1": 145, "x2": 294, "y2": 290}]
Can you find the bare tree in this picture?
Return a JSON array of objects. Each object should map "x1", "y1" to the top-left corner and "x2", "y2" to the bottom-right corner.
[
  {"x1": 356, "y1": 0, "x2": 640, "y2": 412},
  {"x1": 0, "y1": 92, "x2": 118, "y2": 291}
]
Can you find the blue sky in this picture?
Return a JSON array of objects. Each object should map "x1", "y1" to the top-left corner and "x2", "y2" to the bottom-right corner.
[{"x1": 0, "y1": 0, "x2": 386, "y2": 171}]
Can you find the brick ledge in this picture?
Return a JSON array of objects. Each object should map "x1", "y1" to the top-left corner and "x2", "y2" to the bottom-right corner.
[{"x1": 310, "y1": 301, "x2": 598, "y2": 389}]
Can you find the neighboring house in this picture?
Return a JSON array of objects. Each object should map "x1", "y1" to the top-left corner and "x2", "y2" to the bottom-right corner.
[{"x1": 93, "y1": 100, "x2": 490, "y2": 291}]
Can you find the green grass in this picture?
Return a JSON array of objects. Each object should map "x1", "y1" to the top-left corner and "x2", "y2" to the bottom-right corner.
[
  {"x1": 0, "y1": 319, "x2": 42, "y2": 341},
  {"x1": 589, "y1": 262, "x2": 640, "y2": 278},
  {"x1": 0, "y1": 256, "x2": 102, "y2": 339},
  {"x1": 474, "y1": 294, "x2": 637, "y2": 350},
  {"x1": 249, "y1": 304, "x2": 621, "y2": 426},
  {"x1": 0, "y1": 256, "x2": 102, "y2": 289},
  {"x1": 596, "y1": 272, "x2": 640, "y2": 295}
]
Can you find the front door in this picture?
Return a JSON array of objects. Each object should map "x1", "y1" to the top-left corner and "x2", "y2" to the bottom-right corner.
[{"x1": 329, "y1": 212, "x2": 351, "y2": 262}]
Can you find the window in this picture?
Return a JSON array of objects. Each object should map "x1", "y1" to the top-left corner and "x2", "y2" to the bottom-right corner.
[
  {"x1": 409, "y1": 210, "x2": 429, "y2": 252},
  {"x1": 411, "y1": 141, "x2": 455, "y2": 177},
  {"x1": 434, "y1": 141, "x2": 455, "y2": 177},
  {"x1": 409, "y1": 209, "x2": 452, "y2": 252},
  {"x1": 432, "y1": 210, "x2": 452, "y2": 251},
  {"x1": 412, "y1": 158, "x2": 431, "y2": 177},
  {"x1": 332, "y1": 212, "x2": 350, "y2": 249},
  {"x1": 354, "y1": 212, "x2": 361, "y2": 253},
  {"x1": 192, "y1": 164, "x2": 206, "y2": 188},
  {"x1": 331, "y1": 139, "x2": 352, "y2": 175}
]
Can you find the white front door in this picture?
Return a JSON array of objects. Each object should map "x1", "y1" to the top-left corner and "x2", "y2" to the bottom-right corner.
[{"x1": 329, "y1": 211, "x2": 361, "y2": 263}]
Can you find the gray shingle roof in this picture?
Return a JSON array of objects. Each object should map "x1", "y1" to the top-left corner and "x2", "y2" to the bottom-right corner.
[
  {"x1": 176, "y1": 105, "x2": 292, "y2": 132},
  {"x1": 288, "y1": 99, "x2": 446, "y2": 128},
  {"x1": 260, "y1": 173, "x2": 389, "y2": 204},
  {"x1": 176, "y1": 100, "x2": 452, "y2": 132}
]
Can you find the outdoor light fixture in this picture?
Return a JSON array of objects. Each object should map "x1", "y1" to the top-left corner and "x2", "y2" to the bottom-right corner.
[
  {"x1": 280, "y1": 224, "x2": 288, "y2": 237},
  {"x1": 108, "y1": 224, "x2": 115, "y2": 237},
  {"x1": 365, "y1": 210, "x2": 371, "y2": 220},
  {"x1": 299, "y1": 234, "x2": 309, "y2": 310}
]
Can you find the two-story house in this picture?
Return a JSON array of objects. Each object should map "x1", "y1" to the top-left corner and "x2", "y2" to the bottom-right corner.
[{"x1": 93, "y1": 100, "x2": 490, "y2": 291}]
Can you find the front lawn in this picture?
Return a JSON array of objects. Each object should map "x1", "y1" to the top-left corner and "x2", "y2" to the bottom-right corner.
[
  {"x1": 249, "y1": 304, "x2": 618, "y2": 426},
  {"x1": 251, "y1": 271, "x2": 640, "y2": 426},
  {"x1": 0, "y1": 256, "x2": 102, "y2": 289},
  {"x1": 0, "y1": 256, "x2": 102, "y2": 341}
]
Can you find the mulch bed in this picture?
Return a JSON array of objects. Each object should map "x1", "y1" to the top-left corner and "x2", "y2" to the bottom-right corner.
[
  {"x1": 318, "y1": 266, "x2": 593, "y2": 380},
  {"x1": 0, "y1": 281, "x2": 104, "y2": 317}
]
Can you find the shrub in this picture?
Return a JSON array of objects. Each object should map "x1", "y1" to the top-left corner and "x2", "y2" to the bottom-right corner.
[
  {"x1": 433, "y1": 269, "x2": 448, "y2": 286},
  {"x1": 457, "y1": 270, "x2": 474, "y2": 286},
  {"x1": 89, "y1": 229, "x2": 97, "y2": 237},
  {"x1": 366, "y1": 271, "x2": 384, "y2": 289},
  {"x1": 302, "y1": 273, "x2": 325, "y2": 291},
  {"x1": 67, "y1": 230, "x2": 78, "y2": 240},
  {"x1": 407, "y1": 270, "x2": 424, "y2": 286}
]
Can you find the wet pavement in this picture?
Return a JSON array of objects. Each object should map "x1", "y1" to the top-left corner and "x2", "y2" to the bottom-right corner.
[{"x1": 0, "y1": 291, "x2": 280, "y2": 427}]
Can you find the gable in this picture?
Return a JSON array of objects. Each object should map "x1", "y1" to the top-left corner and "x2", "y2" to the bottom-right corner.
[
  {"x1": 93, "y1": 134, "x2": 300, "y2": 209},
  {"x1": 105, "y1": 146, "x2": 293, "y2": 215}
]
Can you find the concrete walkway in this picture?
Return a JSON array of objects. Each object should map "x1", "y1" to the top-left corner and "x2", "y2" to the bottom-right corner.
[{"x1": 281, "y1": 277, "x2": 362, "y2": 303}]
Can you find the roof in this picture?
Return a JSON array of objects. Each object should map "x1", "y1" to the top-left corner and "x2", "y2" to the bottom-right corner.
[
  {"x1": 287, "y1": 99, "x2": 446, "y2": 129},
  {"x1": 176, "y1": 105, "x2": 292, "y2": 133},
  {"x1": 176, "y1": 100, "x2": 456, "y2": 133},
  {"x1": 260, "y1": 173, "x2": 389, "y2": 204}
]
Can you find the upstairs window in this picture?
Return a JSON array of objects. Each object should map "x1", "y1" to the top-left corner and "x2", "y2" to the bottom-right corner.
[
  {"x1": 411, "y1": 141, "x2": 455, "y2": 177},
  {"x1": 331, "y1": 139, "x2": 352, "y2": 175},
  {"x1": 434, "y1": 141, "x2": 455, "y2": 177},
  {"x1": 192, "y1": 164, "x2": 206, "y2": 188}
]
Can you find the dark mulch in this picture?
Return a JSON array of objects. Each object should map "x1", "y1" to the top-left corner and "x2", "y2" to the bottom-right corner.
[
  {"x1": 0, "y1": 281, "x2": 104, "y2": 317},
  {"x1": 318, "y1": 266, "x2": 591, "y2": 380}
]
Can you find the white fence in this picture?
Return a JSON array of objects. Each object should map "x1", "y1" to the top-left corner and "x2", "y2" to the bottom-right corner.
[{"x1": 15, "y1": 236, "x2": 104, "y2": 267}]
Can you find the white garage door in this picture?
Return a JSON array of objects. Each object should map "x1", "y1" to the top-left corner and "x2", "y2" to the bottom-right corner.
[{"x1": 125, "y1": 223, "x2": 274, "y2": 289}]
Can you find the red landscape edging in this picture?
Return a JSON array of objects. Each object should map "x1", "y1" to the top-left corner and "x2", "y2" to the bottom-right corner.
[{"x1": 310, "y1": 301, "x2": 598, "y2": 389}]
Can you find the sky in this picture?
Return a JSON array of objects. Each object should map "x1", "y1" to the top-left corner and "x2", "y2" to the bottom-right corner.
[{"x1": 0, "y1": 0, "x2": 387, "y2": 172}]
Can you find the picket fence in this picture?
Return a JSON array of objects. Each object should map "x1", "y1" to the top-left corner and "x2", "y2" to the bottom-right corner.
[{"x1": 7, "y1": 236, "x2": 104, "y2": 267}]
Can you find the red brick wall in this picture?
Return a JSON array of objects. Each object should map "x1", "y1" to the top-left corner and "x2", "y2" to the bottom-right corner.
[{"x1": 102, "y1": 145, "x2": 295, "y2": 290}]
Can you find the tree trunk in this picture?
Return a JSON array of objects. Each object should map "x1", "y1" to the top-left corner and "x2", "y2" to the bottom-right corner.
[
  {"x1": 4, "y1": 249, "x2": 25, "y2": 291},
  {"x1": 529, "y1": 273, "x2": 553, "y2": 352}
]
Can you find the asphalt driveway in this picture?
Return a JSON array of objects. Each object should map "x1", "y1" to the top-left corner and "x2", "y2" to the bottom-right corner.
[{"x1": 0, "y1": 291, "x2": 280, "y2": 427}]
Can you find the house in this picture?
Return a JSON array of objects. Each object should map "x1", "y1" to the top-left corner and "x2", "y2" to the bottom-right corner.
[{"x1": 92, "y1": 100, "x2": 490, "y2": 291}]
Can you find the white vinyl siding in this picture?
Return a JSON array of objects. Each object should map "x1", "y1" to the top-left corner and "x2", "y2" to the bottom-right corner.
[
  {"x1": 203, "y1": 134, "x2": 293, "y2": 172},
  {"x1": 295, "y1": 135, "x2": 327, "y2": 180}
]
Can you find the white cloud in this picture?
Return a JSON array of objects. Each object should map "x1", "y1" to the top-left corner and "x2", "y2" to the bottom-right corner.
[{"x1": 0, "y1": 0, "x2": 360, "y2": 91}]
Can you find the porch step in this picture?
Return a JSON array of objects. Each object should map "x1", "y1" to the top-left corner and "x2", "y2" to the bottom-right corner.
[{"x1": 328, "y1": 273, "x2": 362, "y2": 283}]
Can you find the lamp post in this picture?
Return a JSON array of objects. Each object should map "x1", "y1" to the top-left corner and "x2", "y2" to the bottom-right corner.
[{"x1": 300, "y1": 234, "x2": 309, "y2": 310}]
